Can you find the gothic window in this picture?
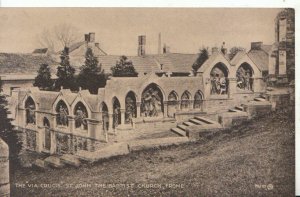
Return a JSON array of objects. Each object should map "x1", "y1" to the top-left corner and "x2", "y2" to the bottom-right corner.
[
  {"x1": 56, "y1": 100, "x2": 69, "y2": 127},
  {"x1": 181, "y1": 91, "x2": 191, "y2": 110},
  {"x1": 141, "y1": 83, "x2": 164, "y2": 117},
  {"x1": 210, "y1": 63, "x2": 229, "y2": 95},
  {"x1": 25, "y1": 97, "x2": 36, "y2": 125},
  {"x1": 125, "y1": 92, "x2": 137, "y2": 124},
  {"x1": 194, "y1": 91, "x2": 203, "y2": 110},
  {"x1": 236, "y1": 63, "x2": 254, "y2": 91},
  {"x1": 74, "y1": 102, "x2": 88, "y2": 130}
]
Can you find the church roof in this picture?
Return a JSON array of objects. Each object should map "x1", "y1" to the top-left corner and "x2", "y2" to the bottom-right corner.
[{"x1": 0, "y1": 53, "x2": 58, "y2": 74}]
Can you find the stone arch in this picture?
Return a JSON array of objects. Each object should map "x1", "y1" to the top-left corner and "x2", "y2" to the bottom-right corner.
[
  {"x1": 181, "y1": 90, "x2": 192, "y2": 110},
  {"x1": 25, "y1": 96, "x2": 36, "y2": 125},
  {"x1": 194, "y1": 90, "x2": 204, "y2": 110},
  {"x1": 74, "y1": 101, "x2": 88, "y2": 130},
  {"x1": 112, "y1": 97, "x2": 121, "y2": 128},
  {"x1": 100, "y1": 102, "x2": 109, "y2": 131},
  {"x1": 167, "y1": 91, "x2": 178, "y2": 118},
  {"x1": 210, "y1": 62, "x2": 229, "y2": 95},
  {"x1": 141, "y1": 83, "x2": 164, "y2": 117},
  {"x1": 236, "y1": 62, "x2": 254, "y2": 91},
  {"x1": 55, "y1": 100, "x2": 69, "y2": 127},
  {"x1": 125, "y1": 91, "x2": 137, "y2": 124}
]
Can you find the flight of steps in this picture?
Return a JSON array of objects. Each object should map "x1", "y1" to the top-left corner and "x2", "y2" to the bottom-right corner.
[
  {"x1": 171, "y1": 116, "x2": 219, "y2": 137},
  {"x1": 33, "y1": 154, "x2": 81, "y2": 170}
]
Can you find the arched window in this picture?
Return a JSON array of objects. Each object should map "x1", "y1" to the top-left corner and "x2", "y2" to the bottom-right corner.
[
  {"x1": 43, "y1": 117, "x2": 50, "y2": 128},
  {"x1": 141, "y1": 83, "x2": 164, "y2": 117},
  {"x1": 194, "y1": 91, "x2": 203, "y2": 110},
  {"x1": 167, "y1": 91, "x2": 178, "y2": 118},
  {"x1": 125, "y1": 91, "x2": 137, "y2": 124},
  {"x1": 101, "y1": 102, "x2": 109, "y2": 131},
  {"x1": 56, "y1": 100, "x2": 69, "y2": 127},
  {"x1": 236, "y1": 62, "x2": 254, "y2": 91},
  {"x1": 112, "y1": 97, "x2": 121, "y2": 128},
  {"x1": 74, "y1": 102, "x2": 88, "y2": 130},
  {"x1": 210, "y1": 63, "x2": 229, "y2": 95},
  {"x1": 181, "y1": 91, "x2": 191, "y2": 110},
  {"x1": 25, "y1": 97, "x2": 36, "y2": 125}
]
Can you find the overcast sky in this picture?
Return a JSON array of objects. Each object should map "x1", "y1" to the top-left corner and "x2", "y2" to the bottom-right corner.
[{"x1": 0, "y1": 8, "x2": 281, "y2": 55}]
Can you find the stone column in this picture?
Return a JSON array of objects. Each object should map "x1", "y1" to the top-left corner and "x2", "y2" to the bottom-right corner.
[
  {"x1": 120, "y1": 109, "x2": 126, "y2": 125},
  {"x1": 136, "y1": 102, "x2": 141, "y2": 118},
  {"x1": 163, "y1": 101, "x2": 168, "y2": 118},
  {"x1": 108, "y1": 113, "x2": 114, "y2": 133},
  {"x1": 50, "y1": 130, "x2": 56, "y2": 154},
  {"x1": 68, "y1": 116, "x2": 75, "y2": 133},
  {"x1": 0, "y1": 138, "x2": 9, "y2": 197},
  {"x1": 228, "y1": 78, "x2": 237, "y2": 99}
]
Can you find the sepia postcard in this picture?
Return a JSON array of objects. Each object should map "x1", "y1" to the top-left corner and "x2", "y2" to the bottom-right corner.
[{"x1": 0, "y1": 6, "x2": 296, "y2": 196}]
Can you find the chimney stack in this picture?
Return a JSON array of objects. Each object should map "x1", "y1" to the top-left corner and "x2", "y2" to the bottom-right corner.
[
  {"x1": 158, "y1": 33, "x2": 161, "y2": 54},
  {"x1": 85, "y1": 34, "x2": 90, "y2": 42},
  {"x1": 163, "y1": 43, "x2": 170, "y2": 54},
  {"x1": 251, "y1": 42, "x2": 263, "y2": 50},
  {"x1": 138, "y1": 35, "x2": 146, "y2": 56},
  {"x1": 89, "y1": 32, "x2": 95, "y2": 43}
]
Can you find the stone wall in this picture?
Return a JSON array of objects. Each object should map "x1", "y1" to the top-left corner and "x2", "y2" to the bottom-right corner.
[{"x1": 0, "y1": 138, "x2": 10, "y2": 197}]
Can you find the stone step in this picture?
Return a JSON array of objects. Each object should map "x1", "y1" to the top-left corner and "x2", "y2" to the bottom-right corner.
[
  {"x1": 170, "y1": 127, "x2": 186, "y2": 137},
  {"x1": 60, "y1": 154, "x2": 81, "y2": 167},
  {"x1": 177, "y1": 124, "x2": 187, "y2": 131},
  {"x1": 44, "y1": 156, "x2": 65, "y2": 168},
  {"x1": 32, "y1": 159, "x2": 48, "y2": 170},
  {"x1": 234, "y1": 106, "x2": 244, "y2": 111},
  {"x1": 254, "y1": 97, "x2": 266, "y2": 102},
  {"x1": 189, "y1": 118, "x2": 203, "y2": 125},
  {"x1": 194, "y1": 117, "x2": 213, "y2": 124},
  {"x1": 183, "y1": 121, "x2": 195, "y2": 126}
]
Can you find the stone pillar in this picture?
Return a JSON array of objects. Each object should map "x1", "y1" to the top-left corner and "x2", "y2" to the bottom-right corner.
[
  {"x1": 0, "y1": 138, "x2": 10, "y2": 197},
  {"x1": 68, "y1": 116, "x2": 75, "y2": 133},
  {"x1": 163, "y1": 101, "x2": 168, "y2": 117},
  {"x1": 67, "y1": 134, "x2": 72, "y2": 153},
  {"x1": 228, "y1": 78, "x2": 237, "y2": 99},
  {"x1": 108, "y1": 114, "x2": 114, "y2": 132},
  {"x1": 120, "y1": 109, "x2": 126, "y2": 125},
  {"x1": 86, "y1": 139, "x2": 95, "y2": 152},
  {"x1": 50, "y1": 130, "x2": 56, "y2": 154},
  {"x1": 136, "y1": 102, "x2": 141, "y2": 118}
]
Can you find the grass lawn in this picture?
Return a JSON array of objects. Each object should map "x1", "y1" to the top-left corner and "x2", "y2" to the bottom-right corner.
[{"x1": 10, "y1": 109, "x2": 295, "y2": 197}]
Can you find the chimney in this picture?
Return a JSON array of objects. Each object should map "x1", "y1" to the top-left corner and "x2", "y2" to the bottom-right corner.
[
  {"x1": 138, "y1": 35, "x2": 146, "y2": 56},
  {"x1": 158, "y1": 33, "x2": 161, "y2": 54},
  {"x1": 84, "y1": 34, "x2": 90, "y2": 42},
  {"x1": 163, "y1": 43, "x2": 170, "y2": 54},
  {"x1": 212, "y1": 47, "x2": 219, "y2": 54},
  {"x1": 251, "y1": 42, "x2": 263, "y2": 50},
  {"x1": 95, "y1": 43, "x2": 99, "y2": 48},
  {"x1": 89, "y1": 32, "x2": 95, "y2": 42}
]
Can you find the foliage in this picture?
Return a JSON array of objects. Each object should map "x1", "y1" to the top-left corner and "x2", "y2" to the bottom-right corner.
[
  {"x1": 33, "y1": 64, "x2": 54, "y2": 90},
  {"x1": 0, "y1": 78, "x2": 22, "y2": 167},
  {"x1": 77, "y1": 48, "x2": 107, "y2": 94},
  {"x1": 55, "y1": 47, "x2": 77, "y2": 91},
  {"x1": 192, "y1": 47, "x2": 209, "y2": 73},
  {"x1": 111, "y1": 56, "x2": 138, "y2": 77},
  {"x1": 228, "y1": 47, "x2": 245, "y2": 60}
]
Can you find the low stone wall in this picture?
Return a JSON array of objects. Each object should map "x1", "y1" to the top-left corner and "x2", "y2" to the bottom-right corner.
[
  {"x1": 243, "y1": 101, "x2": 272, "y2": 118},
  {"x1": 0, "y1": 138, "x2": 10, "y2": 197},
  {"x1": 218, "y1": 111, "x2": 249, "y2": 128}
]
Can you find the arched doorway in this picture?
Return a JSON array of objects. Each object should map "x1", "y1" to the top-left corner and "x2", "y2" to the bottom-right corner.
[
  {"x1": 25, "y1": 97, "x2": 36, "y2": 125},
  {"x1": 125, "y1": 91, "x2": 137, "y2": 124},
  {"x1": 74, "y1": 102, "x2": 88, "y2": 130},
  {"x1": 141, "y1": 83, "x2": 164, "y2": 117},
  {"x1": 56, "y1": 100, "x2": 69, "y2": 127},
  {"x1": 236, "y1": 62, "x2": 254, "y2": 91},
  {"x1": 167, "y1": 91, "x2": 178, "y2": 118},
  {"x1": 210, "y1": 63, "x2": 229, "y2": 95},
  {"x1": 194, "y1": 91, "x2": 204, "y2": 110},
  {"x1": 181, "y1": 91, "x2": 191, "y2": 110},
  {"x1": 101, "y1": 102, "x2": 109, "y2": 131},
  {"x1": 43, "y1": 117, "x2": 51, "y2": 151},
  {"x1": 112, "y1": 97, "x2": 121, "y2": 128}
]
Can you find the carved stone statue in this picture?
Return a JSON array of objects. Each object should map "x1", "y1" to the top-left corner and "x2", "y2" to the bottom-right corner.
[
  {"x1": 58, "y1": 105, "x2": 68, "y2": 126},
  {"x1": 141, "y1": 88, "x2": 162, "y2": 117},
  {"x1": 26, "y1": 104, "x2": 36, "y2": 124},
  {"x1": 75, "y1": 106, "x2": 87, "y2": 130}
]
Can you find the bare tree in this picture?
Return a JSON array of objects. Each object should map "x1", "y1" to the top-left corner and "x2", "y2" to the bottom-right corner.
[{"x1": 37, "y1": 23, "x2": 81, "y2": 53}]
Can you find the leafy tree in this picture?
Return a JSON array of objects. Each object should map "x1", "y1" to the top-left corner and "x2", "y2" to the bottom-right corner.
[
  {"x1": 192, "y1": 47, "x2": 209, "y2": 73},
  {"x1": 33, "y1": 64, "x2": 54, "y2": 90},
  {"x1": 55, "y1": 47, "x2": 77, "y2": 91},
  {"x1": 228, "y1": 47, "x2": 245, "y2": 60},
  {"x1": 0, "y1": 78, "x2": 22, "y2": 168},
  {"x1": 111, "y1": 56, "x2": 138, "y2": 77},
  {"x1": 77, "y1": 48, "x2": 107, "y2": 94}
]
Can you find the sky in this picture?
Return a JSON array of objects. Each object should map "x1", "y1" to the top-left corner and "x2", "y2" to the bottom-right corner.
[{"x1": 0, "y1": 8, "x2": 281, "y2": 55}]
